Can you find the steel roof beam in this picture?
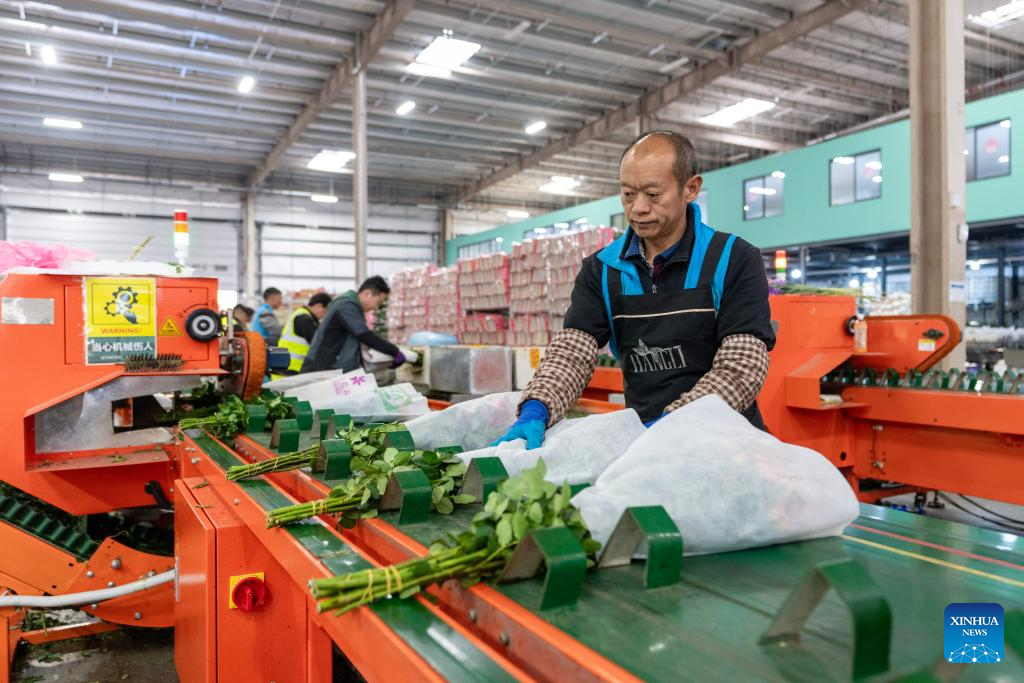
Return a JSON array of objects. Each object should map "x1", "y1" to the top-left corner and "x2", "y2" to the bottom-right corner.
[
  {"x1": 456, "y1": 0, "x2": 877, "y2": 203},
  {"x1": 250, "y1": 0, "x2": 416, "y2": 187}
]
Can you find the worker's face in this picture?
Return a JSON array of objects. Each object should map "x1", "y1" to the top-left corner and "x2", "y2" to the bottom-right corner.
[
  {"x1": 309, "y1": 303, "x2": 327, "y2": 319},
  {"x1": 359, "y1": 290, "x2": 387, "y2": 312},
  {"x1": 619, "y1": 139, "x2": 701, "y2": 243},
  {"x1": 267, "y1": 293, "x2": 283, "y2": 309}
]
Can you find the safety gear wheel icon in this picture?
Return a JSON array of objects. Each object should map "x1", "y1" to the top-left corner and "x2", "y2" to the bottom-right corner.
[{"x1": 114, "y1": 287, "x2": 138, "y2": 306}]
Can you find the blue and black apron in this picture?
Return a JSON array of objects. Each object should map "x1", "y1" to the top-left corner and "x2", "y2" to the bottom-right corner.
[{"x1": 596, "y1": 207, "x2": 765, "y2": 428}]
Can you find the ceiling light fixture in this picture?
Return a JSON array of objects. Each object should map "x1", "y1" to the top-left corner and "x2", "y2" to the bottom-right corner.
[
  {"x1": 968, "y1": 1, "x2": 1024, "y2": 29},
  {"x1": 848, "y1": 278, "x2": 861, "y2": 289},
  {"x1": 657, "y1": 56, "x2": 690, "y2": 73},
  {"x1": 698, "y1": 98, "x2": 775, "y2": 127},
  {"x1": 43, "y1": 117, "x2": 82, "y2": 129},
  {"x1": 307, "y1": 149, "x2": 356, "y2": 173},
  {"x1": 395, "y1": 100, "x2": 416, "y2": 116},
  {"x1": 406, "y1": 33, "x2": 480, "y2": 79},
  {"x1": 310, "y1": 194, "x2": 339, "y2": 204},
  {"x1": 40, "y1": 45, "x2": 57, "y2": 65},
  {"x1": 832, "y1": 156, "x2": 856, "y2": 165},
  {"x1": 771, "y1": 170, "x2": 785, "y2": 179},
  {"x1": 524, "y1": 120, "x2": 547, "y2": 135},
  {"x1": 506, "y1": 209, "x2": 530, "y2": 219},
  {"x1": 539, "y1": 176, "x2": 579, "y2": 195},
  {"x1": 969, "y1": 260, "x2": 982, "y2": 271},
  {"x1": 237, "y1": 75, "x2": 256, "y2": 93},
  {"x1": 405, "y1": 62, "x2": 452, "y2": 79},
  {"x1": 790, "y1": 268, "x2": 802, "y2": 279},
  {"x1": 48, "y1": 172, "x2": 83, "y2": 183}
]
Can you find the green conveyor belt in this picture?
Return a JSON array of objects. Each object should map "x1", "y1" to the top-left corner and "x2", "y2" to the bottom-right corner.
[{"x1": 240, "y1": 428, "x2": 1024, "y2": 682}]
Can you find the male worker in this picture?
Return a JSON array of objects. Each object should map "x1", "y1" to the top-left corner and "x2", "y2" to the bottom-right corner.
[
  {"x1": 251, "y1": 287, "x2": 284, "y2": 345},
  {"x1": 301, "y1": 276, "x2": 410, "y2": 373},
  {"x1": 494, "y1": 131, "x2": 775, "y2": 449},
  {"x1": 231, "y1": 304, "x2": 254, "y2": 331},
  {"x1": 278, "y1": 292, "x2": 332, "y2": 375}
]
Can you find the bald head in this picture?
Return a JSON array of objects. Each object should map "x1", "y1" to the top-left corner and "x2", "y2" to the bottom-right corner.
[{"x1": 620, "y1": 131, "x2": 700, "y2": 191}]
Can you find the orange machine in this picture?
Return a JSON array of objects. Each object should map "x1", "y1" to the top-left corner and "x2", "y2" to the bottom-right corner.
[
  {"x1": 0, "y1": 271, "x2": 269, "y2": 681},
  {"x1": 582, "y1": 294, "x2": 1024, "y2": 507}
]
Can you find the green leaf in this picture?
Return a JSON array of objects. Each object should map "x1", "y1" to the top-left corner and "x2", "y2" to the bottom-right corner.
[
  {"x1": 581, "y1": 538, "x2": 602, "y2": 555},
  {"x1": 472, "y1": 510, "x2": 491, "y2": 524},
  {"x1": 512, "y1": 511, "x2": 528, "y2": 540},
  {"x1": 484, "y1": 493, "x2": 497, "y2": 513},
  {"x1": 349, "y1": 456, "x2": 367, "y2": 472},
  {"x1": 445, "y1": 462, "x2": 467, "y2": 477},
  {"x1": 360, "y1": 508, "x2": 378, "y2": 519},
  {"x1": 394, "y1": 451, "x2": 413, "y2": 466},
  {"x1": 452, "y1": 493, "x2": 476, "y2": 505},
  {"x1": 434, "y1": 497, "x2": 454, "y2": 515},
  {"x1": 527, "y1": 501, "x2": 543, "y2": 523},
  {"x1": 493, "y1": 498, "x2": 509, "y2": 518},
  {"x1": 383, "y1": 447, "x2": 398, "y2": 463},
  {"x1": 431, "y1": 486, "x2": 444, "y2": 504},
  {"x1": 360, "y1": 487, "x2": 372, "y2": 506},
  {"x1": 375, "y1": 476, "x2": 389, "y2": 496},
  {"x1": 496, "y1": 517, "x2": 512, "y2": 546}
]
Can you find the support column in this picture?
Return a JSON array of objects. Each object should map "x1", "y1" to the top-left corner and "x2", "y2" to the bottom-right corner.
[
  {"x1": 440, "y1": 208, "x2": 454, "y2": 266},
  {"x1": 352, "y1": 44, "x2": 369, "y2": 286},
  {"x1": 909, "y1": 0, "x2": 967, "y2": 368},
  {"x1": 243, "y1": 191, "x2": 258, "y2": 303},
  {"x1": 997, "y1": 248, "x2": 1007, "y2": 327}
]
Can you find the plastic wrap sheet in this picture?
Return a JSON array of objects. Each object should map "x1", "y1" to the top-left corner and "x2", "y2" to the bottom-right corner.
[{"x1": 406, "y1": 392, "x2": 522, "y2": 451}]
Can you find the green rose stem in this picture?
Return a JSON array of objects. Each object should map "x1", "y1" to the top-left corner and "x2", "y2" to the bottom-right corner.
[
  {"x1": 179, "y1": 394, "x2": 248, "y2": 439},
  {"x1": 308, "y1": 461, "x2": 601, "y2": 616},
  {"x1": 226, "y1": 445, "x2": 319, "y2": 481}
]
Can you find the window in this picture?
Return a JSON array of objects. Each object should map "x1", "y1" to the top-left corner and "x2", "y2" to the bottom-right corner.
[
  {"x1": 610, "y1": 213, "x2": 626, "y2": 229},
  {"x1": 830, "y1": 150, "x2": 882, "y2": 206},
  {"x1": 742, "y1": 172, "x2": 784, "y2": 220},
  {"x1": 967, "y1": 119, "x2": 1011, "y2": 181},
  {"x1": 458, "y1": 238, "x2": 503, "y2": 259}
]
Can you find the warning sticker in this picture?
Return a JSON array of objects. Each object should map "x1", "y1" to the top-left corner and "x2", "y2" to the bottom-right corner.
[
  {"x1": 84, "y1": 277, "x2": 157, "y2": 364},
  {"x1": 159, "y1": 317, "x2": 182, "y2": 336},
  {"x1": 918, "y1": 338, "x2": 937, "y2": 352}
]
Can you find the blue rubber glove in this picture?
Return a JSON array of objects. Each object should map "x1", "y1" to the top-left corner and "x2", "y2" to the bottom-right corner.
[
  {"x1": 490, "y1": 400, "x2": 548, "y2": 450},
  {"x1": 389, "y1": 351, "x2": 406, "y2": 369},
  {"x1": 643, "y1": 414, "x2": 665, "y2": 428}
]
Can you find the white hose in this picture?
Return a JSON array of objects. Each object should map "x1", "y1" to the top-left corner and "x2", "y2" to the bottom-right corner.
[{"x1": 0, "y1": 569, "x2": 175, "y2": 608}]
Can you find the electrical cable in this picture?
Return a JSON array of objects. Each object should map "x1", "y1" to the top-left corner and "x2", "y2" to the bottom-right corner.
[
  {"x1": 957, "y1": 494, "x2": 1024, "y2": 526},
  {"x1": 0, "y1": 570, "x2": 174, "y2": 608},
  {"x1": 936, "y1": 493, "x2": 1024, "y2": 534}
]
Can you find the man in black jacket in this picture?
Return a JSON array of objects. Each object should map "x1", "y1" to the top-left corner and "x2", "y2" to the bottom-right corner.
[{"x1": 300, "y1": 276, "x2": 409, "y2": 373}]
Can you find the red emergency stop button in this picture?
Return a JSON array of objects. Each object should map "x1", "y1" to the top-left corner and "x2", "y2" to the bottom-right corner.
[{"x1": 231, "y1": 576, "x2": 267, "y2": 612}]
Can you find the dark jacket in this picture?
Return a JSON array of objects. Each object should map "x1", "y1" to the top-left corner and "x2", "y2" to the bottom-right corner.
[{"x1": 301, "y1": 291, "x2": 400, "y2": 373}]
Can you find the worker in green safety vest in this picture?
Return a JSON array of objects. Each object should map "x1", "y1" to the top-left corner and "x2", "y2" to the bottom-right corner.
[{"x1": 277, "y1": 292, "x2": 332, "y2": 375}]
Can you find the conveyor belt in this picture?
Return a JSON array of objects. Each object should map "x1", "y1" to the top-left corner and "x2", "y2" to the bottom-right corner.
[
  {"x1": 189, "y1": 432, "x2": 519, "y2": 682},
  {"x1": 237, "y1": 429, "x2": 1023, "y2": 682}
]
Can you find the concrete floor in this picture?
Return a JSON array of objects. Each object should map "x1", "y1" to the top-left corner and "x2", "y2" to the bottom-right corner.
[{"x1": 11, "y1": 624, "x2": 176, "y2": 683}]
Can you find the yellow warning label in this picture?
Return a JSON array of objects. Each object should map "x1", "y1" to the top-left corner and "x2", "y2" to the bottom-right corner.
[
  {"x1": 84, "y1": 277, "x2": 157, "y2": 364},
  {"x1": 159, "y1": 317, "x2": 182, "y2": 336}
]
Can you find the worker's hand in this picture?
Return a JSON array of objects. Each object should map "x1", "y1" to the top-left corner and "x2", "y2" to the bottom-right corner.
[
  {"x1": 643, "y1": 414, "x2": 665, "y2": 428},
  {"x1": 403, "y1": 349, "x2": 420, "y2": 364},
  {"x1": 390, "y1": 351, "x2": 407, "y2": 369},
  {"x1": 490, "y1": 400, "x2": 548, "y2": 450}
]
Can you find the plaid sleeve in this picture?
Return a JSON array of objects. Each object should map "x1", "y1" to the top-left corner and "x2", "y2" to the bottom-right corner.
[
  {"x1": 664, "y1": 334, "x2": 769, "y2": 414},
  {"x1": 520, "y1": 328, "x2": 599, "y2": 426}
]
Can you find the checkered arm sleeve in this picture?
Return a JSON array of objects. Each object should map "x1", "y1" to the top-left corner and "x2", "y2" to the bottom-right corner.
[
  {"x1": 664, "y1": 334, "x2": 769, "y2": 414},
  {"x1": 521, "y1": 328, "x2": 599, "y2": 426}
]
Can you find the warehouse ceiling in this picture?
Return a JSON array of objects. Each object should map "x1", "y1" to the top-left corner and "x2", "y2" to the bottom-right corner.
[{"x1": 0, "y1": 0, "x2": 1022, "y2": 214}]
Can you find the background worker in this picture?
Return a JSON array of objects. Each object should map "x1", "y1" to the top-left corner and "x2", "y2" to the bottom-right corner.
[
  {"x1": 494, "y1": 131, "x2": 775, "y2": 449},
  {"x1": 277, "y1": 292, "x2": 332, "y2": 375},
  {"x1": 231, "y1": 304, "x2": 254, "y2": 331},
  {"x1": 251, "y1": 287, "x2": 284, "y2": 345},
  {"x1": 301, "y1": 276, "x2": 412, "y2": 373}
]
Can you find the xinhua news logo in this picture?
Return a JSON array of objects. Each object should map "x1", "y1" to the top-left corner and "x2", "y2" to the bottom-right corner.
[{"x1": 945, "y1": 603, "x2": 1004, "y2": 663}]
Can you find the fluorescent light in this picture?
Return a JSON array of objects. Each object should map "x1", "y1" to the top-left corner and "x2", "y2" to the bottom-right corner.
[
  {"x1": 748, "y1": 187, "x2": 777, "y2": 196},
  {"x1": 591, "y1": 32, "x2": 608, "y2": 45},
  {"x1": 848, "y1": 278, "x2": 861, "y2": 289},
  {"x1": 524, "y1": 120, "x2": 547, "y2": 135},
  {"x1": 307, "y1": 149, "x2": 356, "y2": 173},
  {"x1": 871, "y1": 175, "x2": 883, "y2": 183},
  {"x1": 865, "y1": 160, "x2": 883, "y2": 170},
  {"x1": 968, "y1": 2, "x2": 1024, "y2": 29},
  {"x1": 832, "y1": 156, "x2": 855, "y2": 165},
  {"x1": 964, "y1": 148, "x2": 970, "y2": 155},
  {"x1": 698, "y1": 98, "x2": 774, "y2": 127},
  {"x1": 43, "y1": 117, "x2": 82, "y2": 129},
  {"x1": 790, "y1": 268, "x2": 802, "y2": 279},
  {"x1": 866, "y1": 268, "x2": 878, "y2": 280},
  {"x1": 48, "y1": 172, "x2": 83, "y2": 183},
  {"x1": 405, "y1": 62, "x2": 451, "y2": 79},
  {"x1": 553, "y1": 222, "x2": 570, "y2": 229},
  {"x1": 743, "y1": 204, "x2": 750, "y2": 212},
  {"x1": 648, "y1": 44, "x2": 666, "y2": 57},
  {"x1": 495, "y1": 237, "x2": 504, "y2": 243},
  {"x1": 969, "y1": 260, "x2": 982, "y2": 271},
  {"x1": 771, "y1": 170, "x2": 785, "y2": 179},
  {"x1": 998, "y1": 155, "x2": 1010, "y2": 164},
  {"x1": 395, "y1": 100, "x2": 416, "y2": 116},
  {"x1": 310, "y1": 194, "x2": 338, "y2": 204},
  {"x1": 506, "y1": 209, "x2": 530, "y2": 219},
  {"x1": 40, "y1": 45, "x2": 57, "y2": 65},
  {"x1": 503, "y1": 20, "x2": 531, "y2": 40},
  {"x1": 657, "y1": 56, "x2": 690, "y2": 74},
  {"x1": 415, "y1": 35, "x2": 480, "y2": 70},
  {"x1": 237, "y1": 76, "x2": 255, "y2": 93},
  {"x1": 1000, "y1": 119, "x2": 1012, "y2": 128},
  {"x1": 1, "y1": 18, "x2": 47, "y2": 30}
]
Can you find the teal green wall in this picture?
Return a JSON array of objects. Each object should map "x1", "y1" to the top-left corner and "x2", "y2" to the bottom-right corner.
[{"x1": 446, "y1": 88, "x2": 1023, "y2": 264}]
